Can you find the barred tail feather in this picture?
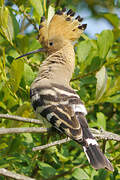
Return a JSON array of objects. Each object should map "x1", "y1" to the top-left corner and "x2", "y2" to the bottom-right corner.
[
  {"x1": 77, "y1": 127, "x2": 114, "y2": 171},
  {"x1": 83, "y1": 144, "x2": 113, "y2": 171}
]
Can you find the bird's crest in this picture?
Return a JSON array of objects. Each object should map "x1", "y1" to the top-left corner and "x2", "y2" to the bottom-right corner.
[
  {"x1": 16, "y1": 8, "x2": 87, "y2": 59},
  {"x1": 38, "y1": 8, "x2": 87, "y2": 47}
]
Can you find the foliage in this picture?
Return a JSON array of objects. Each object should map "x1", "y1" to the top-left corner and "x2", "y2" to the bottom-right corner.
[{"x1": 0, "y1": 0, "x2": 120, "y2": 179}]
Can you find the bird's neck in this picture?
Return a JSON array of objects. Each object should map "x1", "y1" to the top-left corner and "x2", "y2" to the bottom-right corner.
[{"x1": 32, "y1": 44, "x2": 75, "y2": 88}]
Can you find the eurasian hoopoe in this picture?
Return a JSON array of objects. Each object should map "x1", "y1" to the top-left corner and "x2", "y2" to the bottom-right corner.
[{"x1": 16, "y1": 8, "x2": 113, "y2": 171}]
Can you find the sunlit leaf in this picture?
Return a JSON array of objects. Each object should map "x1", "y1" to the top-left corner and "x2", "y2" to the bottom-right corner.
[
  {"x1": 0, "y1": 0, "x2": 4, "y2": 6},
  {"x1": 23, "y1": 63, "x2": 35, "y2": 86},
  {"x1": 47, "y1": 5, "x2": 55, "y2": 25},
  {"x1": 56, "y1": 151, "x2": 69, "y2": 162},
  {"x1": 96, "y1": 66, "x2": 107, "y2": 101},
  {"x1": 0, "y1": 143, "x2": 8, "y2": 149},
  {"x1": 97, "y1": 30, "x2": 114, "y2": 59},
  {"x1": 77, "y1": 40, "x2": 92, "y2": 63},
  {"x1": 106, "y1": 94, "x2": 120, "y2": 103},
  {"x1": 72, "y1": 168, "x2": 89, "y2": 179},
  {"x1": 9, "y1": 59, "x2": 24, "y2": 93},
  {"x1": 29, "y1": 0, "x2": 43, "y2": 22},
  {"x1": 97, "y1": 112, "x2": 106, "y2": 130},
  {"x1": 38, "y1": 162, "x2": 56, "y2": 178},
  {"x1": 23, "y1": 133, "x2": 33, "y2": 143},
  {"x1": 103, "y1": 13, "x2": 119, "y2": 28},
  {"x1": 0, "y1": 6, "x2": 19, "y2": 44}
]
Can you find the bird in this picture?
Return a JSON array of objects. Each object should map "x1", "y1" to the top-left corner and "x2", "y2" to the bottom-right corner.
[{"x1": 16, "y1": 8, "x2": 114, "y2": 171}]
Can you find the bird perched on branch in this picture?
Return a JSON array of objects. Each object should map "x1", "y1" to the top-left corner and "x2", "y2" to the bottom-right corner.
[{"x1": 16, "y1": 8, "x2": 113, "y2": 171}]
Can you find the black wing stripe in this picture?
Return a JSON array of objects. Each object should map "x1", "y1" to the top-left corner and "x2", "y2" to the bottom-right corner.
[
  {"x1": 40, "y1": 106, "x2": 73, "y2": 127},
  {"x1": 52, "y1": 83, "x2": 77, "y2": 94},
  {"x1": 32, "y1": 97, "x2": 44, "y2": 110},
  {"x1": 69, "y1": 98, "x2": 82, "y2": 104},
  {"x1": 39, "y1": 104, "x2": 81, "y2": 130}
]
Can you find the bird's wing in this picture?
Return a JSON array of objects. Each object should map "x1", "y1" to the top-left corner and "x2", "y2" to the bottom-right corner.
[{"x1": 30, "y1": 83, "x2": 114, "y2": 171}]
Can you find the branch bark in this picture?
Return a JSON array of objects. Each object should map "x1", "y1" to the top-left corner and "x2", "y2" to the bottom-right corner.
[
  {"x1": 0, "y1": 114, "x2": 42, "y2": 124},
  {"x1": 0, "y1": 114, "x2": 120, "y2": 151},
  {"x1": 0, "y1": 168, "x2": 35, "y2": 180},
  {"x1": 19, "y1": 8, "x2": 38, "y2": 31},
  {"x1": 0, "y1": 127, "x2": 49, "y2": 135},
  {"x1": 32, "y1": 137, "x2": 70, "y2": 151},
  {"x1": 33, "y1": 128, "x2": 120, "y2": 151}
]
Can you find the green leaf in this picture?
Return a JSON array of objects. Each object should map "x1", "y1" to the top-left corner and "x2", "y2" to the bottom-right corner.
[
  {"x1": 23, "y1": 63, "x2": 35, "y2": 86},
  {"x1": 56, "y1": 151, "x2": 69, "y2": 162},
  {"x1": 86, "y1": 56, "x2": 101, "y2": 73},
  {"x1": 97, "y1": 112, "x2": 106, "y2": 130},
  {"x1": 103, "y1": 13, "x2": 119, "y2": 28},
  {"x1": 106, "y1": 94, "x2": 120, "y2": 103},
  {"x1": 105, "y1": 76, "x2": 120, "y2": 98},
  {"x1": 9, "y1": 9, "x2": 19, "y2": 38},
  {"x1": 23, "y1": 133, "x2": 33, "y2": 143},
  {"x1": 16, "y1": 34, "x2": 41, "y2": 56},
  {"x1": 9, "y1": 59, "x2": 24, "y2": 93},
  {"x1": 29, "y1": 0, "x2": 43, "y2": 22},
  {"x1": 77, "y1": 40, "x2": 92, "y2": 63},
  {"x1": 72, "y1": 168, "x2": 89, "y2": 179},
  {"x1": 0, "y1": 6, "x2": 19, "y2": 44},
  {"x1": 38, "y1": 162, "x2": 56, "y2": 178},
  {"x1": 0, "y1": 143, "x2": 8, "y2": 150},
  {"x1": 0, "y1": 0, "x2": 4, "y2": 6},
  {"x1": 97, "y1": 30, "x2": 114, "y2": 59},
  {"x1": 16, "y1": 102, "x2": 32, "y2": 116},
  {"x1": 96, "y1": 66, "x2": 107, "y2": 102}
]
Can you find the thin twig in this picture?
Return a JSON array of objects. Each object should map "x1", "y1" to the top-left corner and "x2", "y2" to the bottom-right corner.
[
  {"x1": 71, "y1": 69, "x2": 98, "y2": 81},
  {"x1": 47, "y1": 0, "x2": 50, "y2": 8},
  {"x1": 0, "y1": 114, "x2": 42, "y2": 124},
  {"x1": 0, "y1": 168, "x2": 35, "y2": 180},
  {"x1": 19, "y1": 8, "x2": 38, "y2": 31},
  {"x1": 32, "y1": 138, "x2": 70, "y2": 151},
  {"x1": 55, "y1": 0, "x2": 61, "y2": 7},
  {"x1": 0, "y1": 127, "x2": 50, "y2": 135},
  {"x1": 90, "y1": 128, "x2": 120, "y2": 141}
]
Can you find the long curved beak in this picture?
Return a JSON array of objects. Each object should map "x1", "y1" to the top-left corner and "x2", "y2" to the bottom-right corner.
[{"x1": 16, "y1": 48, "x2": 46, "y2": 60}]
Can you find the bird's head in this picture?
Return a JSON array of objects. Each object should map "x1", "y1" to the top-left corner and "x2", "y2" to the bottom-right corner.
[{"x1": 16, "y1": 8, "x2": 87, "y2": 59}]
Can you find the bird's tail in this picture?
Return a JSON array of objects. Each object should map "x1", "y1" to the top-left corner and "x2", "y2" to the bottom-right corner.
[{"x1": 76, "y1": 114, "x2": 113, "y2": 171}]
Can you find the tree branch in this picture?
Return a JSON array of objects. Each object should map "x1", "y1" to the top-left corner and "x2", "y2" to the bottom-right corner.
[
  {"x1": 55, "y1": 0, "x2": 61, "y2": 7},
  {"x1": 32, "y1": 137, "x2": 70, "y2": 151},
  {"x1": 0, "y1": 114, "x2": 42, "y2": 124},
  {"x1": 0, "y1": 127, "x2": 50, "y2": 135},
  {"x1": 0, "y1": 114, "x2": 120, "y2": 151},
  {"x1": 19, "y1": 8, "x2": 38, "y2": 31},
  {"x1": 0, "y1": 168, "x2": 35, "y2": 180},
  {"x1": 32, "y1": 128, "x2": 120, "y2": 151},
  {"x1": 71, "y1": 70, "x2": 98, "y2": 81},
  {"x1": 90, "y1": 128, "x2": 120, "y2": 141}
]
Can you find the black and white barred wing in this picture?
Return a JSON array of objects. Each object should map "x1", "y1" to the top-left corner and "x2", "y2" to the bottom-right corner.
[
  {"x1": 30, "y1": 84, "x2": 85, "y2": 140},
  {"x1": 30, "y1": 84, "x2": 113, "y2": 171}
]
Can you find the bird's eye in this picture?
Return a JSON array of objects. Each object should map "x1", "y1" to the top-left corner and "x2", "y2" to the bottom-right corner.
[{"x1": 49, "y1": 42, "x2": 53, "y2": 46}]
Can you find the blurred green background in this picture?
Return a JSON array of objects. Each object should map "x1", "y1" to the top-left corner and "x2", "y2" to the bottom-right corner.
[{"x1": 0, "y1": 0, "x2": 120, "y2": 179}]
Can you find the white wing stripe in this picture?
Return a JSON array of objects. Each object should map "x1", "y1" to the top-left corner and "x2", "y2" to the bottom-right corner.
[
  {"x1": 86, "y1": 138, "x2": 98, "y2": 145},
  {"x1": 72, "y1": 104, "x2": 87, "y2": 115}
]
